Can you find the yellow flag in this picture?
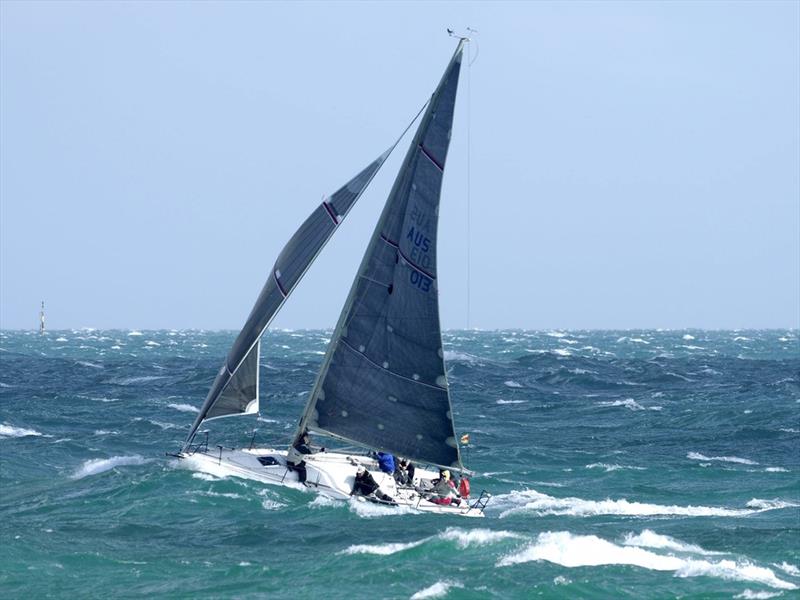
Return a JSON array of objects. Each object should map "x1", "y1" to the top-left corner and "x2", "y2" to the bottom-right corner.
[{"x1": 460, "y1": 433, "x2": 470, "y2": 445}]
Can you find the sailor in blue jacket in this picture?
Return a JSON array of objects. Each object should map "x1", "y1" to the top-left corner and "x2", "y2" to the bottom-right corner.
[{"x1": 376, "y1": 451, "x2": 395, "y2": 474}]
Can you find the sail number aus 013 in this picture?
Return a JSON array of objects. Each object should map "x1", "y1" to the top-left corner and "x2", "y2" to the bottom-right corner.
[
  {"x1": 409, "y1": 269, "x2": 432, "y2": 292},
  {"x1": 405, "y1": 226, "x2": 433, "y2": 293}
]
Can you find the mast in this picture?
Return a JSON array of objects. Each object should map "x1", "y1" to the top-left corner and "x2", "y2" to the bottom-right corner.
[
  {"x1": 293, "y1": 39, "x2": 467, "y2": 469},
  {"x1": 39, "y1": 301, "x2": 45, "y2": 335}
]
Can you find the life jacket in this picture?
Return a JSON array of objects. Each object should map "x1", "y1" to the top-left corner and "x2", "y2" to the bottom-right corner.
[{"x1": 458, "y1": 478, "x2": 470, "y2": 498}]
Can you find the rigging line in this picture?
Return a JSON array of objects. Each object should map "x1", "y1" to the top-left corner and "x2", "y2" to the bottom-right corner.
[{"x1": 466, "y1": 38, "x2": 472, "y2": 330}]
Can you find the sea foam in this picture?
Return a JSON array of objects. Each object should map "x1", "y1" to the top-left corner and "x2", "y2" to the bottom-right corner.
[
  {"x1": 340, "y1": 527, "x2": 520, "y2": 556},
  {"x1": 169, "y1": 403, "x2": 199, "y2": 413},
  {"x1": 493, "y1": 489, "x2": 772, "y2": 519},
  {"x1": 410, "y1": 580, "x2": 463, "y2": 599},
  {"x1": 71, "y1": 455, "x2": 149, "y2": 479},
  {"x1": 497, "y1": 531, "x2": 796, "y2": 590},
  {"x1": 622, "y1": 530, "x2": 722, "y2": 555},
  {"x1": 0, "y1": 423, "x2": 47, "y2": 438},
  {"x1": 688, "y1": 452, "x2": 758, "y2": 465}
]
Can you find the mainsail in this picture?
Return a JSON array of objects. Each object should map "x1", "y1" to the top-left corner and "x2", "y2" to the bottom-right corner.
[
  {"x1": 183, "y1": 150, "x2": 392, "y2": 450},
  {"x1": 298, "y1": 41, "x2": 466, "y2": 469}
]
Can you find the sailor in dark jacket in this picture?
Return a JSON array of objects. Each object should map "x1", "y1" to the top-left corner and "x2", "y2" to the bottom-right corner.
[
  {"x1": 352, "y1": 465, "x2": 396, "y2": 504},
  {"x1": 287, "y1": 431, "x2": 323, "y2": 484}
]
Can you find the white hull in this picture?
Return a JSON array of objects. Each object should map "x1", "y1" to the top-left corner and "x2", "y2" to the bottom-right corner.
[{"x1": 179, "y1": 447, "x2": 486, "y2": 518}]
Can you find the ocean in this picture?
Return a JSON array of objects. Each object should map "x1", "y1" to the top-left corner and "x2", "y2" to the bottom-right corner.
[{"x1": 1, "y1": 329, "x2": 798, "y2": 599}]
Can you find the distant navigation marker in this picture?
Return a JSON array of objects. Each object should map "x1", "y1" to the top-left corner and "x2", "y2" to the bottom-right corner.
[{"x1": 39, "y1": 301, "x2": 45, "y2": 335}]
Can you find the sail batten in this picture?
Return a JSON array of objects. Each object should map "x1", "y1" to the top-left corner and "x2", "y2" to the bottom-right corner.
[{"x1": 297, "y1": 41, "x2": 466, "y2": 468}]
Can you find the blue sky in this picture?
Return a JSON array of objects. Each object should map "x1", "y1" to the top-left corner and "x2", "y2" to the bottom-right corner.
[{"x1": 1, "y1": 1, "x2": 798, "y2": 330}]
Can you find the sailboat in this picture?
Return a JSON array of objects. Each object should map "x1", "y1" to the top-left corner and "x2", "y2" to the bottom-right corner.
[{"x1": 175, "y1": 38, "x2": 489, "y2": 517}]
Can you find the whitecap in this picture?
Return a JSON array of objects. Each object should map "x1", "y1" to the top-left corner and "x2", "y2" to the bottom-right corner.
[
  {"x1": 546, "y1": 331, "x2": 567, "y2": 338},
  {"x1": 682, "y1": 334, "x2": 695, "y2": 340},
  {"x1": 341, "y1": 539, "x2": 426, "y2": 555},
  {"x1": 745, "y1": 499, "x2": 798, "y2": 511},
  {"x1": 735, "y1": 591, "x2": 783, "y2": 599},
  {"x1": 55, "y1": 337, "x2": 68, "y2": 342},
  {"x1": 191, "y1": 472, "x2": 219, "y2": 482},
  {"x1": 496, "y1": 531, "x2": 795, "y2": 590},
  {"x1": 597, "y1": 398, "x2": 649, "y2": 411},
  {"x1": 496, "y1": 399, "x2": 525, "y2": 405},
  {"x1": 127, "y1": 330, "x2": 143, "y2": 336},
  {"x1": 169, "y1": 403, "x2": 199, "y2": 413},
  {"x1": 503, "y1": 380, "x2": 523, "y2": 388},
  {"x1": 340, "y1": 527, "x2": 518, "y2": 557},
  {"x1": 77, "y1": 361, "x2": 104, "y2": 369},
  {"x1": 622, "y1": 530, "x2": 722, "y2": 555},
  {"x1": 148, "y1": 420, "x2": 180, "y2": 430},
  {"x1": 309, "y1": 495, "x2": 344, "y2": 509},
  {"x1": 687, "y1": 452, "x2": 758, "y2": 465},
  {"x1": 442, "y1": 350, "x2": 481, "y2": 364},
  {"x1": 192, "y1": 490, "x2": 245, "y2": 500},
  {"x1": 410, "y1": 580, "x2": 463, "y2": 599},
  {"x1": 775, "y1": 562, "x2": 800, "y2": 576},
  {"x1": 0, "y1": 423, "x2": 48, "y2": 438},
  {"x1": 443, "y1": 527, "x2": 522, "y2": 548},
  {"x1": 71, "y1": 455, "x2": 149, "y2": 479},
  {"x1": 493, "y1": 489, "x2": 772, "y2": 519},
  {"x1": 347, "y1": 497, "x2": 417, "y2": 518},
  {"x1": 113, "y1": 375, "x2": 166, "y2": 385},
  {"x1": 145, "y1": 341, "x2": 160, "y2": 346},
  {"x1": 552, "y1": 348, "x2": 571, "y2": 357},
  {"x1": 765, "y1": 467, "x2": 789, "y2": 473},
  {"x1": 586, "y1": 463, "x2": 646, "y2": 473}
]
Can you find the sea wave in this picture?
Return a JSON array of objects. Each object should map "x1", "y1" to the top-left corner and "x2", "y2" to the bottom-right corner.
[
  {"x1": 597, "y1": 398, "x2": 660, "y2": 411},
  {"x1": 496, "y1": 531, "x2": 796, "y2": 590},
  {"x1": 112, "y1": 375, "x2": 167, "y2": 385},
  {"x1": 586, "y1": 463, "x2": 646, "y2": 473},
  {"x1": 0, "y1": 423, "x2": 48, "y2": 438},
  {"x1": 410, "y1": 580, "x2": 463, "y2": 599},
  {"x1": 493, "y1": 489, "x2": 774, "y2": 519},
  {"x1": 340, "y1": 527, "x2": 521, "y2": 556},
  {"x1": 71, "y1": 455, "x2": 150, "y2": 479},
  {"x1": 735, "y1": 590, "x2": 784, "y2": 599},
  {"x1": 688, "y1": 452, "x2": 758, "y2": 465},
  {"x1": 168, "y1": 403, "x2": 199, "y2": 413},
  {"x1": 341, "y1": 539, "x2": 425, "y2": 556},
  {"x1": 347, "y1": 497, "x2": 418, "y2": 518},
  {"x1": 76, "y1": 360, "x2": 104, "y2": 369},
  {"x1": 746, "y1": 499, "x2": 799, "y2": 511},
  {"x1": 622, "y1": 530, "x2": 723, "y2": 555}
]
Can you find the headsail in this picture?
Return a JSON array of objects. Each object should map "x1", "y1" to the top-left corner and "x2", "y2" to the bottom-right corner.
[
  {"x1": 298, "y1": 41, "x2": 466, "y2": 469},
  {"x1": 183, "y1": 150, "x2": 392, "y2": 450}
]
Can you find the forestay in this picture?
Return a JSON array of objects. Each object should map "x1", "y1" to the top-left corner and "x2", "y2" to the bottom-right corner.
[
  {"x1": 183, "y1": 150, "x2": 392, "y2": 450},
  {"x1": 299, "y1": 41, "x2": 466, "y2": 469}
]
